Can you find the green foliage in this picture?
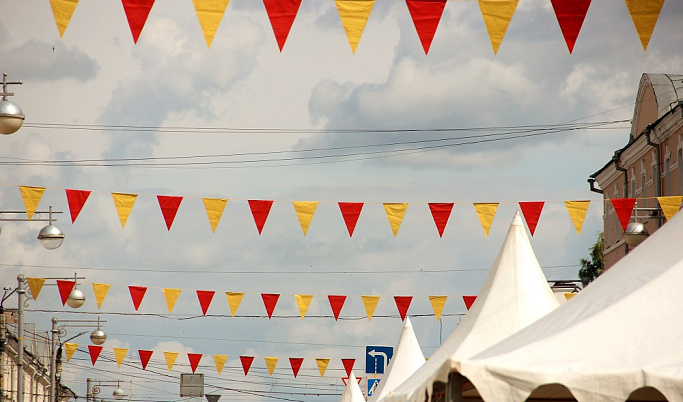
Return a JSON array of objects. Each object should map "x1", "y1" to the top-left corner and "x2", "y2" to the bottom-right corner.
[{"x1": 579, "y1": 232, "x2": 604, "y2": 287}]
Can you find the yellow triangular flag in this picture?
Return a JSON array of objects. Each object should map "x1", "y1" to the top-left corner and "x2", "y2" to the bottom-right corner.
[
  {"x1": 265, "y1": 357, "x2": 278, "y2": 376},
  {"x1": 164, "y1": 351, "x2": 179, "y2": 371},
  {"x1": 478, "y1": 0, "x2": 518, "y2": 54},
  {"x1": 657, "y1": 196, "x2": 683, "y2": 221},
  {"x1": 292, "y1": 201, "x2": 318, "y2": 236},
  {"x1": 27, "y1": 278, "x2": 45, "y2": 300},
  {"x1": 92, "y1": 283, "x2": 111, "y2": 309},
  {"x1": 163, "y1": 288, "x2": 182, "y2": 313},
  {"x1": 226, "y1": 292, "x2": 244, "y2": 317},
  {"x1": 49, "y1": 0, "x2": 79, "y2": 37},
  {"x1": 564, "y1": 200, "x2": 591, "y2": 235},
  {"x1": 295, "y1": 294, "x2": 313, "y2": 319},
  {"x1": 383, "y1": 203, "x2": 408, "y2": 237},
  {"x1": 625, "y1": 0, "x2": 665, "y2": 50},
  {"x1": 64, "y1": 343, "x2": 78, "y2": 362},
  {"x1": 193, "y1": 0, "x2": 230, "y2": 48},
  {"x1": 316, "y1": 358, "x2": 330, "y2": 377},
  {"x1": 112, "y1": 193, "x2": 138, "y2": 228},
  {"x1": 213, "y1": 354, "x2": 227, "y2": 375},
  {"x1": 113, "y1": 348, "x2": 128, "y2": 368},
  {"x1": 428, "y1": 296, "x2": 447, "y2": 321},
  {"x1": 19, "y1": 186, "x2": 46, "y2": 221},
  {"x1": 564, "y1": 293, "x2": 578, "y2": 301},
  {"x1": 335, "y1": 0, "x2": 375, "y2": 53},
  {"x1": 473, "y1": 203, "x2": 498, "y2": 237},
  {"x1": 203, "y1": 198, "x2": 228, "y2": 233},
  {"x1": 361, "y1": 295, "x2": 380, "y2": 321}
]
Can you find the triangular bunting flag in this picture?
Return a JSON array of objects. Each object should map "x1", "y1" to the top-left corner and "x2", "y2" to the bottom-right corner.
[
  {"x1": 192, "y1": 0, "x2": 230, "y2": 48},
  {"x1": 334, "y1": 0, "x2": 375, "y2": 53},
  {"x1": 261, "y1": 293, "x2": 280, "y2": 318},
  {"x1": 240, "y1": 356, "x2": 254, "y2": 375},
  {"x1": 473, "y1": 203, "x2": 498, "y2": 237},
  {"x1": 550, "y1": 0, "x2": 591, "y2": 53},
  {"x1": 164, "y1": 351, "x2": 179, "y2": 371},
  {"x1": 610, "y1": 198, "x2": 636, "y2": 231},
  {"x1": 429, "y1": 295, "x2": 447, "y2": 321},
  {"x1": 19, "y1": 186, "x2": 45, "y2": 221},
  {"x1": 112, "y1": 193, "x2": 138, "y2": 228},
  {"x1": 406, "y1": 0, "x2": 447, "y2": 54},
  {"x1": 338, "y1": 202, "x2": 364, "y2": 236},
  {"x1": 56, "y1": 281, "x2": 76, "y2": 306},
  {"x1": 138, "y1": 349, "x2": 153, "y2": 370},
  {"x1": 478, "y1": 0, "x2": 519, "y2": 54},
  {"x1": 197, "y1": 290, "x2": 215, "y2": 315},
  {"x1": 657, "y1": 196, "x2": 683, "y2": 221},
  {"x1": 63, "y1": 343, "x2": 78, "y2": 362},
  {"x1": 564, "y1": 200, "x2": 590, "y2": 235},
  {"x1": 213, "y1": 354, "x2": 227, "y2": 375},
  {"x1": 316, "y1": 358, "x2": 330, "y2": 377},
  {"x1": 121, "y1": 0, "x2": 156, "y2": 43},
  {"x1": 361, "y1": 295, "x2": 380, "y2": 321},
  {"x1": 394, "y1": 296, "x2": 412, "y2": 321},
  {"x1": 203, "y1": 198, "x2": 228, "y2": 233},
  {"x1": 265, "y1": 357, "x2": 279, "y2": 376},
  {"x1": 188, "y1": 353, "x2": 203, "y2": 373},
  {"x1": 519, "y1": 201, "x2": 545, "y2": 236},
  {"x1": 289, "y1": 357, "x2": 304, "y2": 378},
  {"x1": 341, "y1": 358, "x2": 355, "y2": 377},
  {"x1": 157, "y1": 195, "x2": 183, "y2": 230},
  {"x1": 92, "y1": 283, "x2": 111, "y2": 309},
  {"x1": 27, "y1": 278, "x2": 45, "y2": 301},
  {"x1": 383, "y1": 203, "x2": 408, "y2": 237},
  {"x1": 428, "y1": 202, "x2": 453, "y2": 237},
  {"x1": 88, "y1": 345, "x2": 103, "y2": 366},
  {"x1": 295, "y1": 294, "x2": 313, "y2": 319},
  {"x1": 226, "y1": 292, "x2": 244, "y2": 317},
  {"x1": 625, "y1": 0, "x2": 665, "y2": 50},
  {"x1": 292, "y1": 201, "x2": 318, "y2": 236},
  {"x1": 565, "y1": 293, "x2": 578, "y2": 301},
  {"x1": 463, "y1": 295, "x2": 477, "y2": 310},
  {"x1": 263, "y1": 0, "x2": 302, "y2": 51},
  {"x1": 248, "y1": 200, "x2": 274, "y2": 234},
  {"x1": 65, "y1": 189, "x2": 91, "y2": 223},
  {"x1": 163, "y1": 288, "x2": 182, "y2": 313},
  {"x1": 113, "y1": 347, "x2": 128, "y2": 368},
  {"x1": 129, "y1": 286, "x2": 147, "y2": 311},
  {"x1": 328, "y1": 295, "x2": 347, "y2": 321},
  {"x1": 49, "y1": 0, "x2": 80, "y2": 37}
]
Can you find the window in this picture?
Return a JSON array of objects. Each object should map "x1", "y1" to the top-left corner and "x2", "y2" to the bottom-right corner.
[
  {"x1": 665, "y1": 145, "x2": 672, "y2": 195},
  {"x1": 631, "y1": 167, "x2": 637, "y2": 196},
  {"x1": 640, "y1": 159, "x2": 647, "y2": 207}
]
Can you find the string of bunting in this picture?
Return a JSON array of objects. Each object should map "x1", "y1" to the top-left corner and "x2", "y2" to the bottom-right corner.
[
  {"x1": 44, "y1": 0, "x2": 665, "y2": 52},
  {"x1": 15, "y1": 185, "x2": 683, "y2": 237}
]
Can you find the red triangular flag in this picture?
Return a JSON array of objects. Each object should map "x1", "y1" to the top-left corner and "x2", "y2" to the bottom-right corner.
[
  {"x1": 88, "y1": 345, "x2": 102, "y2": 365},
  {"x1": 261, "y1": 293, "x2": 280, "y2": 319},
  {"x1": 289, "y1": 357, "x2": 304, "y2": 378},
  {"x1": 196, "y1": 290, "x2": 215, "y2": 316},
  {"x1": 240, "y1": 356, "x2": 254, "y2": 375},
  {"x1": 65, "y1": 189, "x2": 91, "y2": 223},
  {"x1": 328, "y1": 295, "x2": 347, "y2": 321},
  {"x1": 188, "y1": 353, "x2": 202, "y2": 373},
  {"x1": 138, "y1": 349, "x2": 153, "y2": 369},
  {"x1": 611, "y1": 198, "x2": 637, "y2": 231},
  {"x1": 121, "y1": 0, "x2": 155, "y2": 43},
  {"x1": 56, "y1": 280, "x2": 76, "y2": 306},
  {"x1": 394, "y1": 296, "x2": 412, "y2": 321},
  {"x1": 519, "y1": 201, "x2": 545, "y2": 236},
  {"x1": 341, "y1": 358, "x2": 355, "y2": 377},
  {"x1": 428, "y1": 202, "x2": 453, "y2": 237},
  {"x1": 248, "y1": 200, "x2": 274, "y2": 234},
  {"x1": 157, "y1": 195, "x2": 183, "y2": 230},
  {"x1": 129, "y1": 286, "x2": 147, "y2": 311},
  {"x1": 338, "y1": 202, "x2": 364, "y2": 237},
  {"x1": 462, "y1": 295, "x2": 476, "y2": 310},
  {"x1": 550, "y1": 0, "x2": 591, "y2": 53},
  {"x1": 406, "y1": 0, "x2": 447, "y2": 54},
  {"x1": 263, "y1": 0, "x2": 302, "y2": 51}
]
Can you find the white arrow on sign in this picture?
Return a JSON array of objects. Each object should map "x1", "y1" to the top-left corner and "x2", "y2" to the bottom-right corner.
[{"x1": 368, "y1": 349, "x2": 389, "y2": 372}]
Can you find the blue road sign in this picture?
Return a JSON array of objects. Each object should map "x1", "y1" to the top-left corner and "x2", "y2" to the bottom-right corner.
[
  {"x1": 367, "y1": 378, "x2": 381, "y2": 397},
  {"x1": 366, "y1": 346, "x2": 394, "y2": 374}
]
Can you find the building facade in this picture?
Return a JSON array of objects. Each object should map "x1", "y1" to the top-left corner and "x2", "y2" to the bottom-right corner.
[{"x1": 589, "y1": 73, "x2": 683, "y2": 269}]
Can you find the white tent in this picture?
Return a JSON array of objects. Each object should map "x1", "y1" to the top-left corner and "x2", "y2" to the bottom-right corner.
[
  {"x1": 370, "y1": 318, "x2": 425, "y2": 401},
  {"x1": 454, "y1": 209, "x2": 683, "y2": 402},
  {"x1": 339, "y1": 372, "x2": 366, "y2": 402},
  {"x1": 385, "y1": 211, "x2": 559, "y2": 402}
]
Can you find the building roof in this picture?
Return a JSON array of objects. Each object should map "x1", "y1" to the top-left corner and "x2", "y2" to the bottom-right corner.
[{"x1": 643, "y1": 73, "x2": 683, "y2": 120}]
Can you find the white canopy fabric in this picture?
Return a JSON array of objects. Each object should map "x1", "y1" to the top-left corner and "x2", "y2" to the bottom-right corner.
[
  {"x1": 456, "y1": 209, "x2": 683, "y2": 402},
  {"x1": 385, "y1": 211, "x2": 559, "y2": 402},
  {"x1": 339, "y1": 372, "x2": 365, "y2": 402},
  {"x1": 370, "y1": 318, "x2": 426, "y2": 401}
]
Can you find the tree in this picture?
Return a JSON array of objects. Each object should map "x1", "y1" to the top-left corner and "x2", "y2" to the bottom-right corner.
[{"x1": 579, "y1": 232, "x2": 604, "y2": 287}]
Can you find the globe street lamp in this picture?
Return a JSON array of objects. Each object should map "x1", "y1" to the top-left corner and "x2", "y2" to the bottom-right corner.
[
  {"x1": 37, "y1": 206, "x2": 65, "y2": 250},
  {"x1": 87, "y1": 379, "x2": 127, "y2": 402},
  {"x1": 0, "y1": 73, "x2": 24, "y2": 135}
]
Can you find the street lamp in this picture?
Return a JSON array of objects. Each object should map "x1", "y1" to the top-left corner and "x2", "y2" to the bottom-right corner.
[
  {"x1": 0, "y1": 207, "x2": 65, "y2": 250},
  {"x1": 0, "y1": 73, "x2": 24, "y2": 135},
  {"x1": 87, "y1": 379, "x2": 127, "y2": 402}
]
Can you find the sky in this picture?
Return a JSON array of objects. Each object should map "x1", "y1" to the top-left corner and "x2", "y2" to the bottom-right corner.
[{"x1": 1, "y1": 0, "x2": 682, "y2": 401}]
